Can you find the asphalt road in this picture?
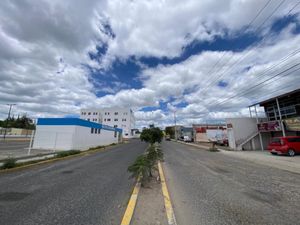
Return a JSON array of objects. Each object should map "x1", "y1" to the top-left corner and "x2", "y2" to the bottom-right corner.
[
  {"x1": 0, "y1": 140, "x2": 30, "y2": 150},
  {"x1": 0, "y1": 139, "x2": 147, "y2": 225},
  {"x1": 162, "y1": 141, "x2": 300, "y2": 225}
]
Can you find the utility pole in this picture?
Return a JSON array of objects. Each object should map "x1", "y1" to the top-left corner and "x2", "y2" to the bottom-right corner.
[
  {"x1": 3, "y1": 104, "x2": 16, "y2": 140},
  {"x1": 174, "y1": 111, "x2": 177, "y2": 140}
]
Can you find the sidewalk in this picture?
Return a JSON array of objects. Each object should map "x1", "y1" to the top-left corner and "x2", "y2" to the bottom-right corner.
[{"x1": 176, "y1": 141, "x2": 300, "y2": 174}]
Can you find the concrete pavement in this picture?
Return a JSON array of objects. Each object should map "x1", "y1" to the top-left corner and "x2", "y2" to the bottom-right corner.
[
  {"x1": 162, "y1": 141, "x2": 300, "y2": 225},
  {"x1": 0, "y1": 139, "x2": 147, "y2": 225}
]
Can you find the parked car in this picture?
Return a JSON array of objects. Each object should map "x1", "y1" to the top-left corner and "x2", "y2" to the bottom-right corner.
[
  {"x1": 165, "y1": 135, "x2": 171, "y2": 141},
  {"x1": 183, "y1": 136, "x2": 191, "y2": 142},
  {"x1": 216, "y1": 139, "x2": 229, "y2": 146},
  {"x1": 267, "y1": 136, "x2": 300, "y2": 156}
]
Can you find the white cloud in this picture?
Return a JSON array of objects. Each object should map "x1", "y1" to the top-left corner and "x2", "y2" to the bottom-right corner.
[{"x1": 0, "y1": 0, "x2": 299, "y2": 129}]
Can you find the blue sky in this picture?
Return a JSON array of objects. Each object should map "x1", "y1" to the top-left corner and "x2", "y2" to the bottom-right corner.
[{"x1": 0, "y1": 0, "x2": 300, "y2": 128}]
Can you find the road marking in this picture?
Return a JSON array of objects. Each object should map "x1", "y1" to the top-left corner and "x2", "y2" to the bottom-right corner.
[
  {"x1": 120, "y1": 179, "x2": 140, "y2": 225},
  {"x1": 158, "y1": 161, "x2": 177, "y2": 225}
]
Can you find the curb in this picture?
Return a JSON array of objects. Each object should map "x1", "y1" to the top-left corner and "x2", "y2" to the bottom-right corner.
[
  {"x1": 158, "y1": 161, "x2": 177, "y2": 225},
  {"x1": 120, "y1": 179, "x2": 141, "y2": 225}
]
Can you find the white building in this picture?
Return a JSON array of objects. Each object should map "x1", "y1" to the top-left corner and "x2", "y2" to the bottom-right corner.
[
  {"x1": 32, "y1": 118, "x2": 122, "y2": 151},
  {"x1": 226, "y1": 117, "x2": 270, "y2": 150},
  {"x1": 80, "y1": 108, "x2": 135, "y2": 138}
]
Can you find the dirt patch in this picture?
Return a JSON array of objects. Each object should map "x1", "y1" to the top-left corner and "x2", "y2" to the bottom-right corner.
[{"x1": 131, "y1": 170, "x2": 168, "y2": 225}]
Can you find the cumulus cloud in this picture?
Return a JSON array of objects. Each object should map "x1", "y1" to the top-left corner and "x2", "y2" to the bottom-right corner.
[{"x1": 0, "y1": 0, "x2": 299, "y2": 128}]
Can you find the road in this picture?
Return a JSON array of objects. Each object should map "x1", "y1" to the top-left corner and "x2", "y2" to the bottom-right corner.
[
  {"x1": 0, "y1": 140, "x2": 30, "y2": 159},
  {"x1": 0, "y1": 139, "x2": 147, "y2": 225},
  {"x1": 162, "y1": 141, "x2": 300, "y2": 225}
]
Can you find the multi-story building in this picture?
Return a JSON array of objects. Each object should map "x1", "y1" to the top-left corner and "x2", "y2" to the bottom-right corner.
[{"x1": 80, "y1": 108, "x2": 135, "y2": 138}]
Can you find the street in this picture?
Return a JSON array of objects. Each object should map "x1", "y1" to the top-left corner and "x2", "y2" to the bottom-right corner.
[
  {"x1": 0, "y1": 139, "x2": 147, "y2": 225},
  {"x1": 162, "y1": 141, "x2": 300, "y2": 225}
]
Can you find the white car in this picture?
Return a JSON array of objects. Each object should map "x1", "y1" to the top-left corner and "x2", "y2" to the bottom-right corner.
[{"x1": 183, "y1": 136, "x2": 191, "y2": 142}]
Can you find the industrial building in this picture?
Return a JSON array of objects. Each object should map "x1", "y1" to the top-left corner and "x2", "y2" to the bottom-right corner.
[
  {"x1": 80, "y1": 108, "x2": 135, "y2": 138},
  {"x1": 227, "y1": 88, "x2": 300, "y2": 150},
  {"x1": 32, "y1": 118, "x2": 122, "y2": 151}
]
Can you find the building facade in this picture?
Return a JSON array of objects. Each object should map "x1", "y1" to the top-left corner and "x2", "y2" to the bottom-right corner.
[
  {"x1": 226, "y1": 89, "x2": 300, "y2": 150},
  {"x1": 33, "y1": 118, "x2": 122, "y2": 151},
  {"x1": 80, "y1": 108, "x2": 135, "y2": 138}
]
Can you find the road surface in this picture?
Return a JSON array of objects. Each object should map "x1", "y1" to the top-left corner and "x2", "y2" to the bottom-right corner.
[
  {"x1": 0, "y1": 139, "x2": 147, "y2": 225},
  {"x1": 162, "y1": 141, "x2": 300, "y2": 225}
]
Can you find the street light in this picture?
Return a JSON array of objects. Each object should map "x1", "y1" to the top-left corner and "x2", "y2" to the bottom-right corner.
[{"x1": 3, "y1": 104, "x2": 16, "y2": 140}]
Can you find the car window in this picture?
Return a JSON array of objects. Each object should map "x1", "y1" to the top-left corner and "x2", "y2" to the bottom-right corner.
[
  {"x1": 287, "y1": 138, "x2": 300, "y2": 142},
  {"x1": 271, "y1": 138, "x2": 280, "y2": 144}
]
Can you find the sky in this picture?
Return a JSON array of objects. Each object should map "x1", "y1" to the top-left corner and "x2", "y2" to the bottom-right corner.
[{"x1": 0, "y1": 0, "x2": 300, "y2": 128}]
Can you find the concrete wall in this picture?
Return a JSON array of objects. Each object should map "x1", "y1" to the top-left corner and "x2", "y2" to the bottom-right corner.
[
  {"x1": 33, "y1": 125, "x2": 75, "y2": 150},
  {"x1": 226, "y1": 117, "x2": 270, "y2": 150},
  {"x1": 72, "y1": 126, "x2": 119, "y2": 149}
]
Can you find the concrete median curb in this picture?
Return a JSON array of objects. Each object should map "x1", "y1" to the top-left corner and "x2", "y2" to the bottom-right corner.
[
  {"x1": 158, "y1": 161, "x2": 177, "y2": 225},
  {"x1": 120, "y1": 179, "x2": 141, "y2": 225}
]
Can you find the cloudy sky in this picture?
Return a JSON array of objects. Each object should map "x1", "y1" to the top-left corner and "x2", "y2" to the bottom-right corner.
[{"x1": 0, "y1": 0, "x2": 300, "y2": 128}]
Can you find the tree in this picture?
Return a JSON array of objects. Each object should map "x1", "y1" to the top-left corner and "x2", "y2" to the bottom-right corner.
[
  {"x1": 165, "y1": 126, "x2": 175, "y2": 139},
  {"x1": 140, "y1": 127, "x2": 163, "y2": 145}
]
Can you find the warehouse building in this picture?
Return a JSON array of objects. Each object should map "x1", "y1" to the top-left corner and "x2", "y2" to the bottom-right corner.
[
  {"x1": 80, "y1": 108, "x2": 135, "y2": 138},
  {"x1": 33, "y1": 118, "x2": 122, "y2": 151}
]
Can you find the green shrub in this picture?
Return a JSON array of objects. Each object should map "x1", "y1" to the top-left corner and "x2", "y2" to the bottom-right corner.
[
  {"x1": 88, "y1": 146, "x2": 105, "y2": 151},
  {"x1": 1, "y1": 158, "x2": 17, "y2": 169},
  {"x1": 128, "y1": 155, "x2": 151, "y2": 185},
  {"x1": 208, "y1": 147, "x2": 219, "y2": 152},
  {"x1": 56, "y1": 150, "x2": 81, "y2": 158}
]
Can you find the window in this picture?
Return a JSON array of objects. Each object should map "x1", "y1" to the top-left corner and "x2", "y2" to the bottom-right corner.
[
  {"x1": 105, "y1": 112, "x2": 107, "y2": 115},
  {"x1": 114, "y1": 118, "x2": 118, "y2": 121},
  {"x1": 88, "y1": 112, "x2": 91, "y2": 115},
  {"x1": 98, "y1": 129, "x2": 101, "y2": 134},
  {"x1": 115, "y1": 112, "x2": 118, "y2": 115},
  {"x1": 104, "y1": 118, "x2": 106, "y2": 122},
  {"x1": 287, "y1": 138, "x2": 300, "y2": 142},
  {"x1": 91, "y1": 128, "x2": 94, "y2": 133},
  {"x1": 87, "y1": 118, "x2": 90, "y2": 121},
  {"x1": 114, "y1": 125, "x2": 118, "y2": 128},
  {"x1": 107, "y1": 118, "x2": 111, "y2": 121},
  {"x1": 122, "y1": 118, "x2": 126, "y2": 121},
  {"x1": 123, "y1": 112, "x2": 127, "y2": 115},
  {"x1": 114, "y1": 131, "x2": 117, "y2": 138}
]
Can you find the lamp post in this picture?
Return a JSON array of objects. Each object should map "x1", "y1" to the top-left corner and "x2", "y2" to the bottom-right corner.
[{"x1": 3, "y1": 104, "x2": 16, "y2": 140}]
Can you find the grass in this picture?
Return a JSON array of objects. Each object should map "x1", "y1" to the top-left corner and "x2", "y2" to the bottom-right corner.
[
  {"x1": 208, "y1": 147, "x2": 220, "y2": 152},
  {"x1": 56, "y1": 150, "x2": 81, "y2": 158},
  {"x1": 1, "y1": 158, "x2": 17, "y2": 169}
]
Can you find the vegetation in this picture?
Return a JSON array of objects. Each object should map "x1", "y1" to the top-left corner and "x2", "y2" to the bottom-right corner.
[
  {"x1": 165, "y1": 126, "x2": 175, "y2": 139},
  {"x1": 0, "y1": 115, "x2": 35, "y2": 129},
  {"x1": 128, "y1": 127, "x2": 164, "y2": 185},
  {"x1": 56, "y1": 150, "x2": 81, "y2": 158},
  {"x1": 1, "y1": 158, "x2": 17, "y2": 169},
  {"x1": 140, "y1": 127, "x2": 164, "y2": 144}
]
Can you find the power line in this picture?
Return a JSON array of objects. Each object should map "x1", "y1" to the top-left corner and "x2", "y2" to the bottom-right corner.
[
  {"x1": 201, "y1": 0, "x2": 273, "y2": 88},
  {"x1": 211, "y1": 62, "x2": 300, "y2": 108},
  {"x1": 207, "y1": 46, "x2": 300, "y2": 106},
  {"x1": 200, "y1": 0, "x2": 287, "y2": 94}
]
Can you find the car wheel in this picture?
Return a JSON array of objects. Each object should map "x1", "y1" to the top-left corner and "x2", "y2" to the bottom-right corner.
[
  {"x1": 288, "y1": 149, "x2": 295, "y2": 157},
  {"x1": 271, "y1": 152, "x2": 277, "y2": 155}
]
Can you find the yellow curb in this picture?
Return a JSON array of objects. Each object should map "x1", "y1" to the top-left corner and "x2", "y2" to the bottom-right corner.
[
  {"x1": 120, "y1": 179, "x2": 141, "y2": 225},
  {"x1": 158, "y1": 161, "x2": 177, "y2": 225},
  {"x1": 0, "y1": 143, "x2": 123, "y2": 174}
]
